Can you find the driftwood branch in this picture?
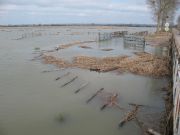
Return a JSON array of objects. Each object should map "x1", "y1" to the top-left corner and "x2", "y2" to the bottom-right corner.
[
  {"x1": 86, "y1": 88, "x2": 104, "y2": 103},
  {"x1": 61, "y1": 76, "x2": 78, "y2": 87},
  {"x1": 119, "y1": 105, "x2": 139, "y2": 127},
  {"x1": 74, "y1": 82, "x2": 89, "y2": 94},
  {"x1": 100, "y1": 94, "x2": 119, "y2": 110}
]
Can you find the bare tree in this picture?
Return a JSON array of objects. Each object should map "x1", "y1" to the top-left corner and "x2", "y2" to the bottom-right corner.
[
  {"x1": 147, "y1": 0, "x2": 178, "y2": 32},
  {"x1": 178, "y1": 16, "x2": 180, "y2": 30}
]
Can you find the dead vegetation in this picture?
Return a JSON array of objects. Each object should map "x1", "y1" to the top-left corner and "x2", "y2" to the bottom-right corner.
[
  {"x1": 119, "y1": 105, "x2": 139, "y2": 127},
  {"x1": 100, "y1": 93, "x2": 124, "y2": 111},
  {"x1": 43, "y1": 52, "x2": 170, "y2": 78},
  {"x1": 58, "y1": 40, "x2": 96, "y2": 49},
  {"x1": 43, "y1": 55, "x2": 71, "y2": 68},
  {"x1": 145, "y1": 32, "x2": 172, "y2": 46}
]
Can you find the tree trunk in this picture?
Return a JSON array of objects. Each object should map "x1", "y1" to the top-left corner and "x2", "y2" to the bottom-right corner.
[
  {"x1": 161, "y1": 12, "x2": 166, "y2": 31},
  {"x1": 157, "y1": 14, "x2": 161, "y2": 33}
]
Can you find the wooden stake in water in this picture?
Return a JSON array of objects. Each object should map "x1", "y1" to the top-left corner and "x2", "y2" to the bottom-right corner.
[
  {"x1": 86, "y1": 88, "x2": 104, "y2": 103},
  {"x1": 61, "y1": 76, "x2": 78, "y2": 88},
  {"x1": 55, "y1": 72, "x2": 70, "y2": 81},
  {"x1": 74, "y1": 82, "x2": 89, "y2": 94}
]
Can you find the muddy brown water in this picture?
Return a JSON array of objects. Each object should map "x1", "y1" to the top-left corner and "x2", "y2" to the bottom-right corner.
[{"x1": 0, "y1": 26, "x2": 169, "y2": 135}]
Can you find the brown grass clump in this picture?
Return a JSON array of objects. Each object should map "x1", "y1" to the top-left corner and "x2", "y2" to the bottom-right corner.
[
  {"x1": 43, "y1": 55, "x2": 71, "y2": 68},
  {"x1": 42, "y1": 52, "x2": 170, "y2": 77},
  {"x1": 120, "y1": 52, "x2": 170, "y2": 77},
  {"x1": 73, "y1": 56, "x2": 129, "y2": 72}
]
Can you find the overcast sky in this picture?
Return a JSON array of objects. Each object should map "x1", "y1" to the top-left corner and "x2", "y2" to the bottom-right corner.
[{"x1": 0, "y1": 0, "x2": 179, "y2": 25}]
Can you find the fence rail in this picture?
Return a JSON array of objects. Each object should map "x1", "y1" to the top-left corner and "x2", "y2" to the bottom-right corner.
[
  {"x1": 172, "y1": 29, "x2": 180, "y2": 135},
  {"x1": 98, "y1": 31, "x2": 127, "y2": 41},
  {"x1": 97, "y1": 31, "x2": 146, "y2": 48},
  {"x1": 123, "y1": 35, "x2": 145, "y2": 47}
]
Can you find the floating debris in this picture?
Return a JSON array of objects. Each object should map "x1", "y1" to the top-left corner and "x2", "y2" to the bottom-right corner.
[
  {"x1": 74, "y1": 82, "x2": 89, "y2": 94},
  {"x1": 86, "y1": 88, "x2": 104, "y2": 103},
  {"x1": 119, "y1": 105, "x2": 139, "y2": 127},
  {"x1": 100, "y1": 93, "x2": 124, "y2": 111},
  {"x1": 61, "y1": 76, "x2": 78, "y2": 88},
  {"x1": 101, "y1": 93, "x2": 118, "y2": 110}
]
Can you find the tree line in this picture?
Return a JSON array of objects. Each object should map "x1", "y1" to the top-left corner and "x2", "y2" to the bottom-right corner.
[{"x1": 147, "y1": 0, "x2": 179, "y2": 32}]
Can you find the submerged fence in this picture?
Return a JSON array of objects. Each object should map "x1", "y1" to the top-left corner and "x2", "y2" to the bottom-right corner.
[
  {"x1": 172, "y1": 29, "x2": 180, "y2": 135},
  {"x1": 98, "y1": 31, "x2": 146, "y2": 48},
  {"x1": 123, "y1": 35, "x2": 145, "y2": 47},
  {"x1": 97, "y1": 31, "x2": 127, "y2": 41}
]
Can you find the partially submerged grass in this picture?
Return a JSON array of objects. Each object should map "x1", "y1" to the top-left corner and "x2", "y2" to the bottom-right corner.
[
  {"x1": 43, "y1": 52, "x2": 170, "y2": 78},
  {"x1": 58, "y1": 41, "x2": 96, "y2": 49}
]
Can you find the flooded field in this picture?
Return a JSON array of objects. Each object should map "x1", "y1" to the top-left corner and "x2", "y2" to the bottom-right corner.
[{"x1": 0, "y1": 26, "x2": 169, "y2": 135}]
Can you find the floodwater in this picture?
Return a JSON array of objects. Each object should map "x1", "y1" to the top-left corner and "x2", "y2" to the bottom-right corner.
[{"x1": 0, "y1": 26, "x2": 168, "y2": 135}]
